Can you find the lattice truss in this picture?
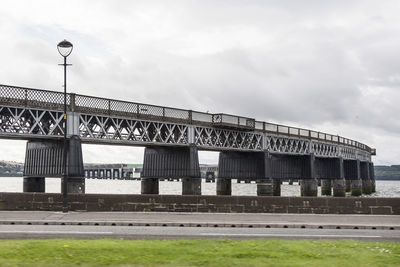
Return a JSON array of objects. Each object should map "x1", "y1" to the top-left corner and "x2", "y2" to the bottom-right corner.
[
  {"x1": 312, "y1": 141, "x2": 340, "y2": 157},
  {"x1": 194, "y1": 126, "x2": 263, "y2": 150},
  {"x1": 266, "y1": 136, "x2": 310, "y2": 154},
  {"x1": 0, "y1": 106, "x2": 64, "y2": 136},
  {"x1": 79, "y1": 114, "x2": 189, "y2": 144}
]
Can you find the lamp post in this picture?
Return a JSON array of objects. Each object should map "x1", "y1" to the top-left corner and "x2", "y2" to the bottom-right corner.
[{"x1": 57, "y1": 40, "x2": 73, "y2": 213}]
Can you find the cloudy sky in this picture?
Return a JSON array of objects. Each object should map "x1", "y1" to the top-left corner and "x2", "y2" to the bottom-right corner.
[{"x1": 1, "y1": 0, "x2": 399, "y2": 165}]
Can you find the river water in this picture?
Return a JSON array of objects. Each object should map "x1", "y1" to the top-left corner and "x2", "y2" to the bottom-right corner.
[{"x1": 0, "y1": 177, "x2": 399, "y2": 197}]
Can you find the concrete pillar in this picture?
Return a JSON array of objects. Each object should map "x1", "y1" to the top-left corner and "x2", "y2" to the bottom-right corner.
[
  {"x1": 257, "y1": 180, "x2": 273, "y2": 196},
  {"x1": 182, "y1": 178, "x2": 201, "y2": 195},
  {"x1": 61, "y1": 177, "x2": 85, "y2": 194},
  {"x1": 332, "y1": 179, "x2": 346, "y2": 197},
  {"x1": 23, "y1": 177, "x2": 45, "y2": 192},
  {"x1": 351, "y1": 180, "x2": 362, "y2": 196},
  {"x1": 141, "y1": 178, "x2": 159, "y2": 194},
  {"x1": 371, "y1": 179, "x2": 376, "y2": 193},
  {"x1": 362, "y1": 179, "x2": 372, "y2": 195},
  {"x1": 321, "y1": 179, "x2": 332, "y2": 196},
  {"x1": 300, "y1": 179, "x2": 318, "y2": 196},
  {"x1": 216, "y1": 178, "x2": 231, "y2": 195},
  {"x1": 272, "y1": 179, "x2": 281, "y2": 196},
  {"x1": 370, "y1": 162, "x2": 376, "y2": 193},
  {"x1": 345, "y1": 180, "x2": 351, "y2": 192},
  {"x1": 344, "y1": 159, "x2": 361, "y2": 196}
]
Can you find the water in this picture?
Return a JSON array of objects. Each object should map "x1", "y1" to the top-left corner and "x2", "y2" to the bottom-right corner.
[{"x1": 1, "y1": 177, "x2": 399, "y2": 197}]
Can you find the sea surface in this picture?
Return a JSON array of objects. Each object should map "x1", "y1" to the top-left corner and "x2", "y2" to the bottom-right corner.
[{"x1": 1, "y1": 177, "x2": 399, "y2": 197}]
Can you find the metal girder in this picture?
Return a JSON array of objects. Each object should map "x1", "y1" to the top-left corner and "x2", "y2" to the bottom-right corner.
[
  {"x1": 0, "y1": 106, "x2": 64, "y2": 137},
  {"x1": 0, "y1": 104, "x2": 371, "y2": 161}
]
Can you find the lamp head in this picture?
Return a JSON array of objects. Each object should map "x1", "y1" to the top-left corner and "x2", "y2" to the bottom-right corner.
[{"x1": 57, "y1": 39, "x2": 73, "y2": 57}]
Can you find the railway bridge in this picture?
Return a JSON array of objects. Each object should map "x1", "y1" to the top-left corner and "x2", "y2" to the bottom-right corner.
[{"x1": 0, "y1": 84, "x2": 376, "y2": 197}]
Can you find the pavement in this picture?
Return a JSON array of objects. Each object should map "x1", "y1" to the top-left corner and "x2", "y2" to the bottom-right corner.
[
  {"x1": 0, "y1": 211, "x2": 399, "y2": 241},
  {"x1": 0, "y1": 211, "x2": 399, "y2": 229}
]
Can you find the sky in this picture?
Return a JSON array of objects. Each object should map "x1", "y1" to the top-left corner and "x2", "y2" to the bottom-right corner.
[{"x1": 1, "y1": 0, "x2": 400, "y2": 165}]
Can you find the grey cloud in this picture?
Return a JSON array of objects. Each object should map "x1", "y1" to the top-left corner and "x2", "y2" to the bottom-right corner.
[{"x1": 1, "y1": 0, "x2": 400, "y2": 165}]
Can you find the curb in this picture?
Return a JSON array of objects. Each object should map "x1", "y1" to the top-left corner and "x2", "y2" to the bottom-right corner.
[{"x1": 0, "y1": 220, "x2": 398, "y2": 230}]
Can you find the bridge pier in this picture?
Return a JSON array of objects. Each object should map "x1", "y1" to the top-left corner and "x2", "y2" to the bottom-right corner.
[
  {"x1": 300, "y1": 179, "x2": 318, "y2": 197},
  {"x1": 23, "y1": 135, "x2": 85, "y2": 194},
  {"x1": 315, "y1": 157, "x2": 345, "y2": 197},
  {"x1": 332, "y1": 179, "x2": 346, "y2": 197},
  {"x1": 360, "y1": 161, "x2": 372, "y2": 195},
  {"x1": 218, "y1": 150, "x2": 270, "y2": 196},
  {"x1": 256, "y1": 179, "x2": 273, "y2": 196},
  {"x1": 345, "y1": 180, "x2": 351, "y2": 193},
  {"x1": 141, "y1": 178, "x2": 159, "y2": 194},
  {"x1": 369, "y1": 162, "x2": 376, "y2": 193},
  {"x1": 272, "y1": 179, "x2": 281, "y2": 196},
  {"x1": 300, "y1": 155, "x2": 317, "y2": 197},
  {"x1": 141, "y1": 145, "x2": 200, "y2": 195},
  {"x1": 23, "y1": 177, "x2": 45, "y2": 192},
  {"x1": 344, "y1": 160, "x2": 362, "y2": 196},
  {"x1": 333, "y1": 158, "x2": 346, "y2": 197},
  {"x1": 216, "y1": 178, "x2": 232, "y2": 195},
  {"x1": 182, "y1": 178, "x2": 202, "y2": 195},
  {"x1": 321, "y1": 179, "x2": 332, "y2": 196}
]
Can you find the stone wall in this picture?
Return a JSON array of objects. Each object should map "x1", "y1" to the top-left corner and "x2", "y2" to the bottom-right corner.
[{"x1": 0, "y1": 193, "x2": 398, "y2": 215}]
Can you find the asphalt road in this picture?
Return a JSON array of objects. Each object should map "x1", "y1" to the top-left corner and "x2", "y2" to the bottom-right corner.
[{"x1": 0, "y1": 224, "x2": 399, "y2": 241}]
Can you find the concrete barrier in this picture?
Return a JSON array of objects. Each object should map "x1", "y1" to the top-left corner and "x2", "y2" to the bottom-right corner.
[{"x1": 0, "y1": 193, "x2": 398, "y2": 215}]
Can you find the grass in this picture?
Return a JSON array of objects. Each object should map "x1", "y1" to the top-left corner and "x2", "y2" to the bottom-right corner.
[{"x1": 0, "y1": 239, "x2": 399, "y2": 267}]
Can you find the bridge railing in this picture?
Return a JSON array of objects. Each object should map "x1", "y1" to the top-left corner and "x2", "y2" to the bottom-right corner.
[{"x1": 0, "y1": 84, "x2": 373, "y2": 153}]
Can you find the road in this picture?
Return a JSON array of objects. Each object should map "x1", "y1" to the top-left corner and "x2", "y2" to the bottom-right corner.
[
  {"x1": 0, "y1": 224, "x2": 399, "y2": 241},
  {"x1": 0, "y1": 211, "x2": 399, "y2": 241}
]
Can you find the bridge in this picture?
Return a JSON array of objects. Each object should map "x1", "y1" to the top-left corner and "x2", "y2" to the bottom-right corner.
[{"x1": 0, "y1": 84, "x2": 376, "y2": 197}]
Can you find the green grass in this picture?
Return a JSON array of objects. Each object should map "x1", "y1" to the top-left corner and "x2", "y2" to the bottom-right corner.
[{"x1": 0, "y1": 239, "x2": 399, "y2": 267}]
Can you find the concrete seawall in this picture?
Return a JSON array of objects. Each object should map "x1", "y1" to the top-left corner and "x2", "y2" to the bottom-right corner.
[{"x1": 0, "y1": 193, "x2": 398, "y2": 215}]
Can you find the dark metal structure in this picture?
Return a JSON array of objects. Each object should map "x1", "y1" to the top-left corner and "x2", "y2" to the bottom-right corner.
[{"x1": 0, "y1": 84, "x2": 376, "y2": 197}]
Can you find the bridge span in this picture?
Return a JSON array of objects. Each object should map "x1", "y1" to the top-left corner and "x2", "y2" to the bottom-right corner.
[{"x1": 0, "y1": 84, "x2": 376, "y2": 197}]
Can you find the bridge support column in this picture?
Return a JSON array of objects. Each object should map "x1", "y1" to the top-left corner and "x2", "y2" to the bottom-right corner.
[
  {"x1": 216, "y1": 178, "x2": 232, "y2": 195},
  {"x1": 218, "y1": 150, "x2": 269, "y2": 196},
  {"x1": 361, "y1": 161, "x2": 372, "y2": 195},
  {"x1": 272, "y1": 179, "x2": 281, "y2": 196},
  {"x1": 332, "y1": 158, "x2": 345, "y2": 197},
  {"x1": 257, "y1": 179, "x2": 273, "y2": 196},
  {"x1": 23, "y1": 135, "x2": 85, "y2": 194},
  {"x1": 351, "y1": 180, "x2": 362, "y2": 196},
  {"x1": 23, "y1": 177, "x2": 45, "y2": 192},
  {"x1": 344, "y1": 160, "x2": 361, "y2": 196},
  {"x1": 300, "y1": 179, "x2": 318, "y2": 197},
  {"x1": 345, "y1": 180, "x2": 351, "y2": 193},
  {"x1": 321, "y1": 179, "x2": 332, "y2": 196},
  {"x1": 332, "y1": 179, "x2": 346, "y2": 197},
  {"x1": 141, "y1": 178, "x2": 159, "y2": 194},
  {"x1": 182, "y1": 178, "x2": 202, "y2": 195},
  {"x1": 300, "y1": 154, "x2": 317, "y2": 196},
  {"x1": 315, "y1": 157, "x2": 345, "y2": 197},
  {"x1": 141, "y1": 145, "x2": 200, "y2": 195},
  {"x1": 369, "y1": 162, "x2": 376, "y2": 193}
]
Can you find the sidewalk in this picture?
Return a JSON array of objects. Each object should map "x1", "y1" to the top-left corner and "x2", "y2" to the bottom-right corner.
[{"x1": 0, "y1": 211, "x2": 399, "y2": 230}]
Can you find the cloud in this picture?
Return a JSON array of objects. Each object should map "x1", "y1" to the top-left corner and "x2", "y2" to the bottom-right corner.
[{"x1": 1, "y1": 0, "x2": 400, "y2": 165}]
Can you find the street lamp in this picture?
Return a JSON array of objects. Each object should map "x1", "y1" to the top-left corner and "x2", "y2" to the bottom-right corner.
[{"x1": 57, "y1": 39, "x2": 73, "y2": 213}]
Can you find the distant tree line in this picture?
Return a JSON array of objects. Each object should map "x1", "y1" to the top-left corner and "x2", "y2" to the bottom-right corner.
[{"x1": 374, "y1": 165, "x2": 400, "y2": 180}]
